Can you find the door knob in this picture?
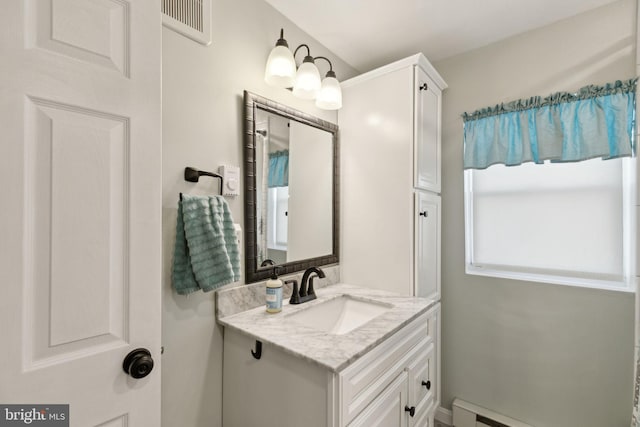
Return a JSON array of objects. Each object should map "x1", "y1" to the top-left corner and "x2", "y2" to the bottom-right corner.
[
  {"x1": 422, "y1": 380, "x2": 431, "y2": 390},
  {"x1": 123, "y1": 348, "x2": 154, "y2": 379},
  {"x1": 419, "y1": 211, "x2": 428, "y2": 217},
  {"x1": 404, "y1": 405, "x2": 416, "y2": 417}
]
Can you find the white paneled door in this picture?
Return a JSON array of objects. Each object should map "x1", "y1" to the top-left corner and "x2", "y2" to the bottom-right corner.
[{"x1": 0, "y1": 0, "x2": 161, "y2": 425}]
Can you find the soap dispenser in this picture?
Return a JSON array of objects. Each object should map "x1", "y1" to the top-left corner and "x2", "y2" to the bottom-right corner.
[{"x1": 265, "y1": 266, "x2": 283, "y2": 313}]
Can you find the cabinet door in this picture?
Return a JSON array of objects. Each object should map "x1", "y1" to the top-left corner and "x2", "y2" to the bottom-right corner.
[
  {"x1": 415, "y1": 192, "x2": 441, "y2": 300},
  {"x1": 407, "y1": 341, "x2": 435, "y2": 416},
  {"x1": 349, "y1": 372, "x2": 409, "y2": 427},
  {"x1": 411, "y1": 401, "x2": 434, "y2": 427},
  {"x1": 414, "y1": 67, "x2": 441, "y2": 193}
]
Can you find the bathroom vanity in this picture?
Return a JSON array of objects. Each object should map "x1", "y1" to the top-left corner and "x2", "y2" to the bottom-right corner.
[
  {"x1": 232, "y1": 54, "x2": 444, "y2": 425},
  {"x1": 219, "y1": 284, "x2": 440, "y2": 427}
]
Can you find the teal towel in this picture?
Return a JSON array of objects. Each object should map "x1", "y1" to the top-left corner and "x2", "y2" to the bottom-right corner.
[{"x1": 172, "y1": 194, "x2": 241, "y2": 295}]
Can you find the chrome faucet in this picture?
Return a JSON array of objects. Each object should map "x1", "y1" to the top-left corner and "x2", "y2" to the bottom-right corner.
[{"x1": 289, "y1": 267, "x2": 325, "y2": 304}]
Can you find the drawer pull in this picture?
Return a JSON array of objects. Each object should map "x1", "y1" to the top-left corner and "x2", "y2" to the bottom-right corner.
[
  {"x1": 404, "y1": 406, "x2": 416, "y2": 417},
  {"x1": 421, "y1": 380, "x2": 431, "y2": 390}
]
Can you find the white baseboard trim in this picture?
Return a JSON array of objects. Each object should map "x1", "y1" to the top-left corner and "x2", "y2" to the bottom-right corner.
[{"x1": 435, "y1": 406, "x2": 452, "y2": 425}]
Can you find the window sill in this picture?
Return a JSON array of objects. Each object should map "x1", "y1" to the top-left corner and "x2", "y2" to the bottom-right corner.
[{"x1": 465, "y1": 264, "x2": 636, "y2": 293}]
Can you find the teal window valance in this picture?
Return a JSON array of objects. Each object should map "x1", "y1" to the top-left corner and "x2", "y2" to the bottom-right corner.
[
  {"x1": 462, "y1": 78, "x2": 637, "y2": 170},
  {"x1": 268, "y1": 150, "x2": 289, "y2": 187}
]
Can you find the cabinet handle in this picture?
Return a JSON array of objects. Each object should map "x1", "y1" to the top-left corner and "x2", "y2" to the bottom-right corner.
[
  {"x1": 419, "y1": 211, "x2": 428, "y2": 218},
  {"x1": 419, "y1": 83, "x2": 428, "y2": 91},
  {"x1": 422, "y1": 380, "x2": 431, "y2": 390},
  {"x1": 404, "y1": 406, "x2": 416, "y2": 417}
]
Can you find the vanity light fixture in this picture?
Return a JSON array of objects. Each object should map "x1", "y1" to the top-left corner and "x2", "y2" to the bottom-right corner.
[
  {"x1": 264, "y1": 29, "x2": 296, "y2": 88},
  {"x1": 292, "y1": 45, "x2": 321, "y2": 99},
  {"x1": 264, "y1": 29, "x2": 342, "y2": 110},
  {"x1": 314, "y1": 56, "x2": 342, "y2": 110}
]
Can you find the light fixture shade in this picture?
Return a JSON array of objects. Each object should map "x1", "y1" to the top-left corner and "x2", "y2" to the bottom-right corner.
[
  {"x1": 292, "y1": 61, "x2": 321, "y2": 100},
  {"x1": 264, "y1": 45, "x2": 296, "y2": 88},
  {"x1": 316, "y1": 76, "x2": 342, "y2": 110}
]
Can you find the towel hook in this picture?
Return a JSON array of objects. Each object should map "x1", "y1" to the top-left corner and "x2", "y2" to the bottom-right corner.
[
  {"x1": 251, "y1": 340, "x2": 262, "y2": 360},
  {"x1": 183, "y1": 166, "x2": 224, "y2": 196}
]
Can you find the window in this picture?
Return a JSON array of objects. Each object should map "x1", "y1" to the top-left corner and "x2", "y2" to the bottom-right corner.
[
  {"x1": 464, "y1": 157, "x2": 635, "y2": 292},
  {"x1": 267, "y1": 186, "x2": 289, "y2": 251}
]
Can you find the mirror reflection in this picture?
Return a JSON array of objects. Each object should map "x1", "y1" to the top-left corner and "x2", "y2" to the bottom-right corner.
[
  {"x1": 243, "y1": 91, "x2": 338, "y2": 283},
  {"x1": 255, "y1": 109, "x2": 333, "y2": 266}
]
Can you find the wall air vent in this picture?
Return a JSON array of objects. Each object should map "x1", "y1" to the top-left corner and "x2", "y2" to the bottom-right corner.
[{"x1": 162, "y1": 0, "x2": 212, "y2": 46}]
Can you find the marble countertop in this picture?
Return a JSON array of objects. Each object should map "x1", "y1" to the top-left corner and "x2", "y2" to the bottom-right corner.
[{"x1": 217, "y1": 283, "x2": 436, "y2": 372}]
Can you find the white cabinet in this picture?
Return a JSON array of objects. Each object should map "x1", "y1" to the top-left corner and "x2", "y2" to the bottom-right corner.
[
  {"x1": 222, "y1": 304, "x2": 440, "y2": 427},
  {"x1": 349, "y1": 371, "x2": 409, "y2": 427},
  {"x1": 340, "y1": 53, "x2": 445, "y2": 424},
  {"x1": 412, "y1": 402, "x2": 435, "y2": 427},
  {"x1": 361, "y1": 338, "x2": 437, "y2": 427},
  {"x1": 415, "y1": 191, "x2": 441, "y2": 300},
  {"x1": 340, "y1": 53, "x2": 446, "y2": 301},
  {"x1": 415, "y1": 67, "x2": 442, "y2": 193}
]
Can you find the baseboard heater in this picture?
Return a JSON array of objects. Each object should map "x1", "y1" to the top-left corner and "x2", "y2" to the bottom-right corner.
[{"x1": 452, "y1": 398, "x2": 534, "y2": 427}]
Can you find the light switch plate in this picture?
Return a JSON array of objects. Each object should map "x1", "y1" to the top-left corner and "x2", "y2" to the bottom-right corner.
[{"x1": 219, "y1": 165, "x2": 240, "y2": 196}]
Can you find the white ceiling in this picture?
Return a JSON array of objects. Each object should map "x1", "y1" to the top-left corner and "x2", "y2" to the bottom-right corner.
[{"x1": 264, "y1": 0, "x2": 621, "y2": 72}]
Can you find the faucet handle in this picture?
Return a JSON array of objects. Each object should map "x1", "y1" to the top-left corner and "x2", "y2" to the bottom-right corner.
[{"x1": 285, "y1": 279, "x2": 300, "y2": 304}]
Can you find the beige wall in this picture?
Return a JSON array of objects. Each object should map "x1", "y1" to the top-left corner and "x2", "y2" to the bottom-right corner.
[
  {"x1": 435, "y1": 1, "x2": 636, "y2": 426},
  {"x1": 161, "y1": 1, "x2": 356, "y2": 425}
]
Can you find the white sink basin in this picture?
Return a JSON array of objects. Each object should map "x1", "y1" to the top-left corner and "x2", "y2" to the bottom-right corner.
[{"x1": 287, "y1": 295, "x2": 392, "y2": 335}]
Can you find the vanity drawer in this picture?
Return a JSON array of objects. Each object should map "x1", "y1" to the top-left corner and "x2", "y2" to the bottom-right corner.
[
  {"x1": 407, "y1": 340, "x2": 435, "y2": 423},
  {"x1": 340, "y1": 311, "x2": 430, "y2": 425}
]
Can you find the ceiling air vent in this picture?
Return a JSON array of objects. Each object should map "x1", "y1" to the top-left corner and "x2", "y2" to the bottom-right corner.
[{"x1": 162, "y1": 0, "x2": 212, "y2": 46}]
